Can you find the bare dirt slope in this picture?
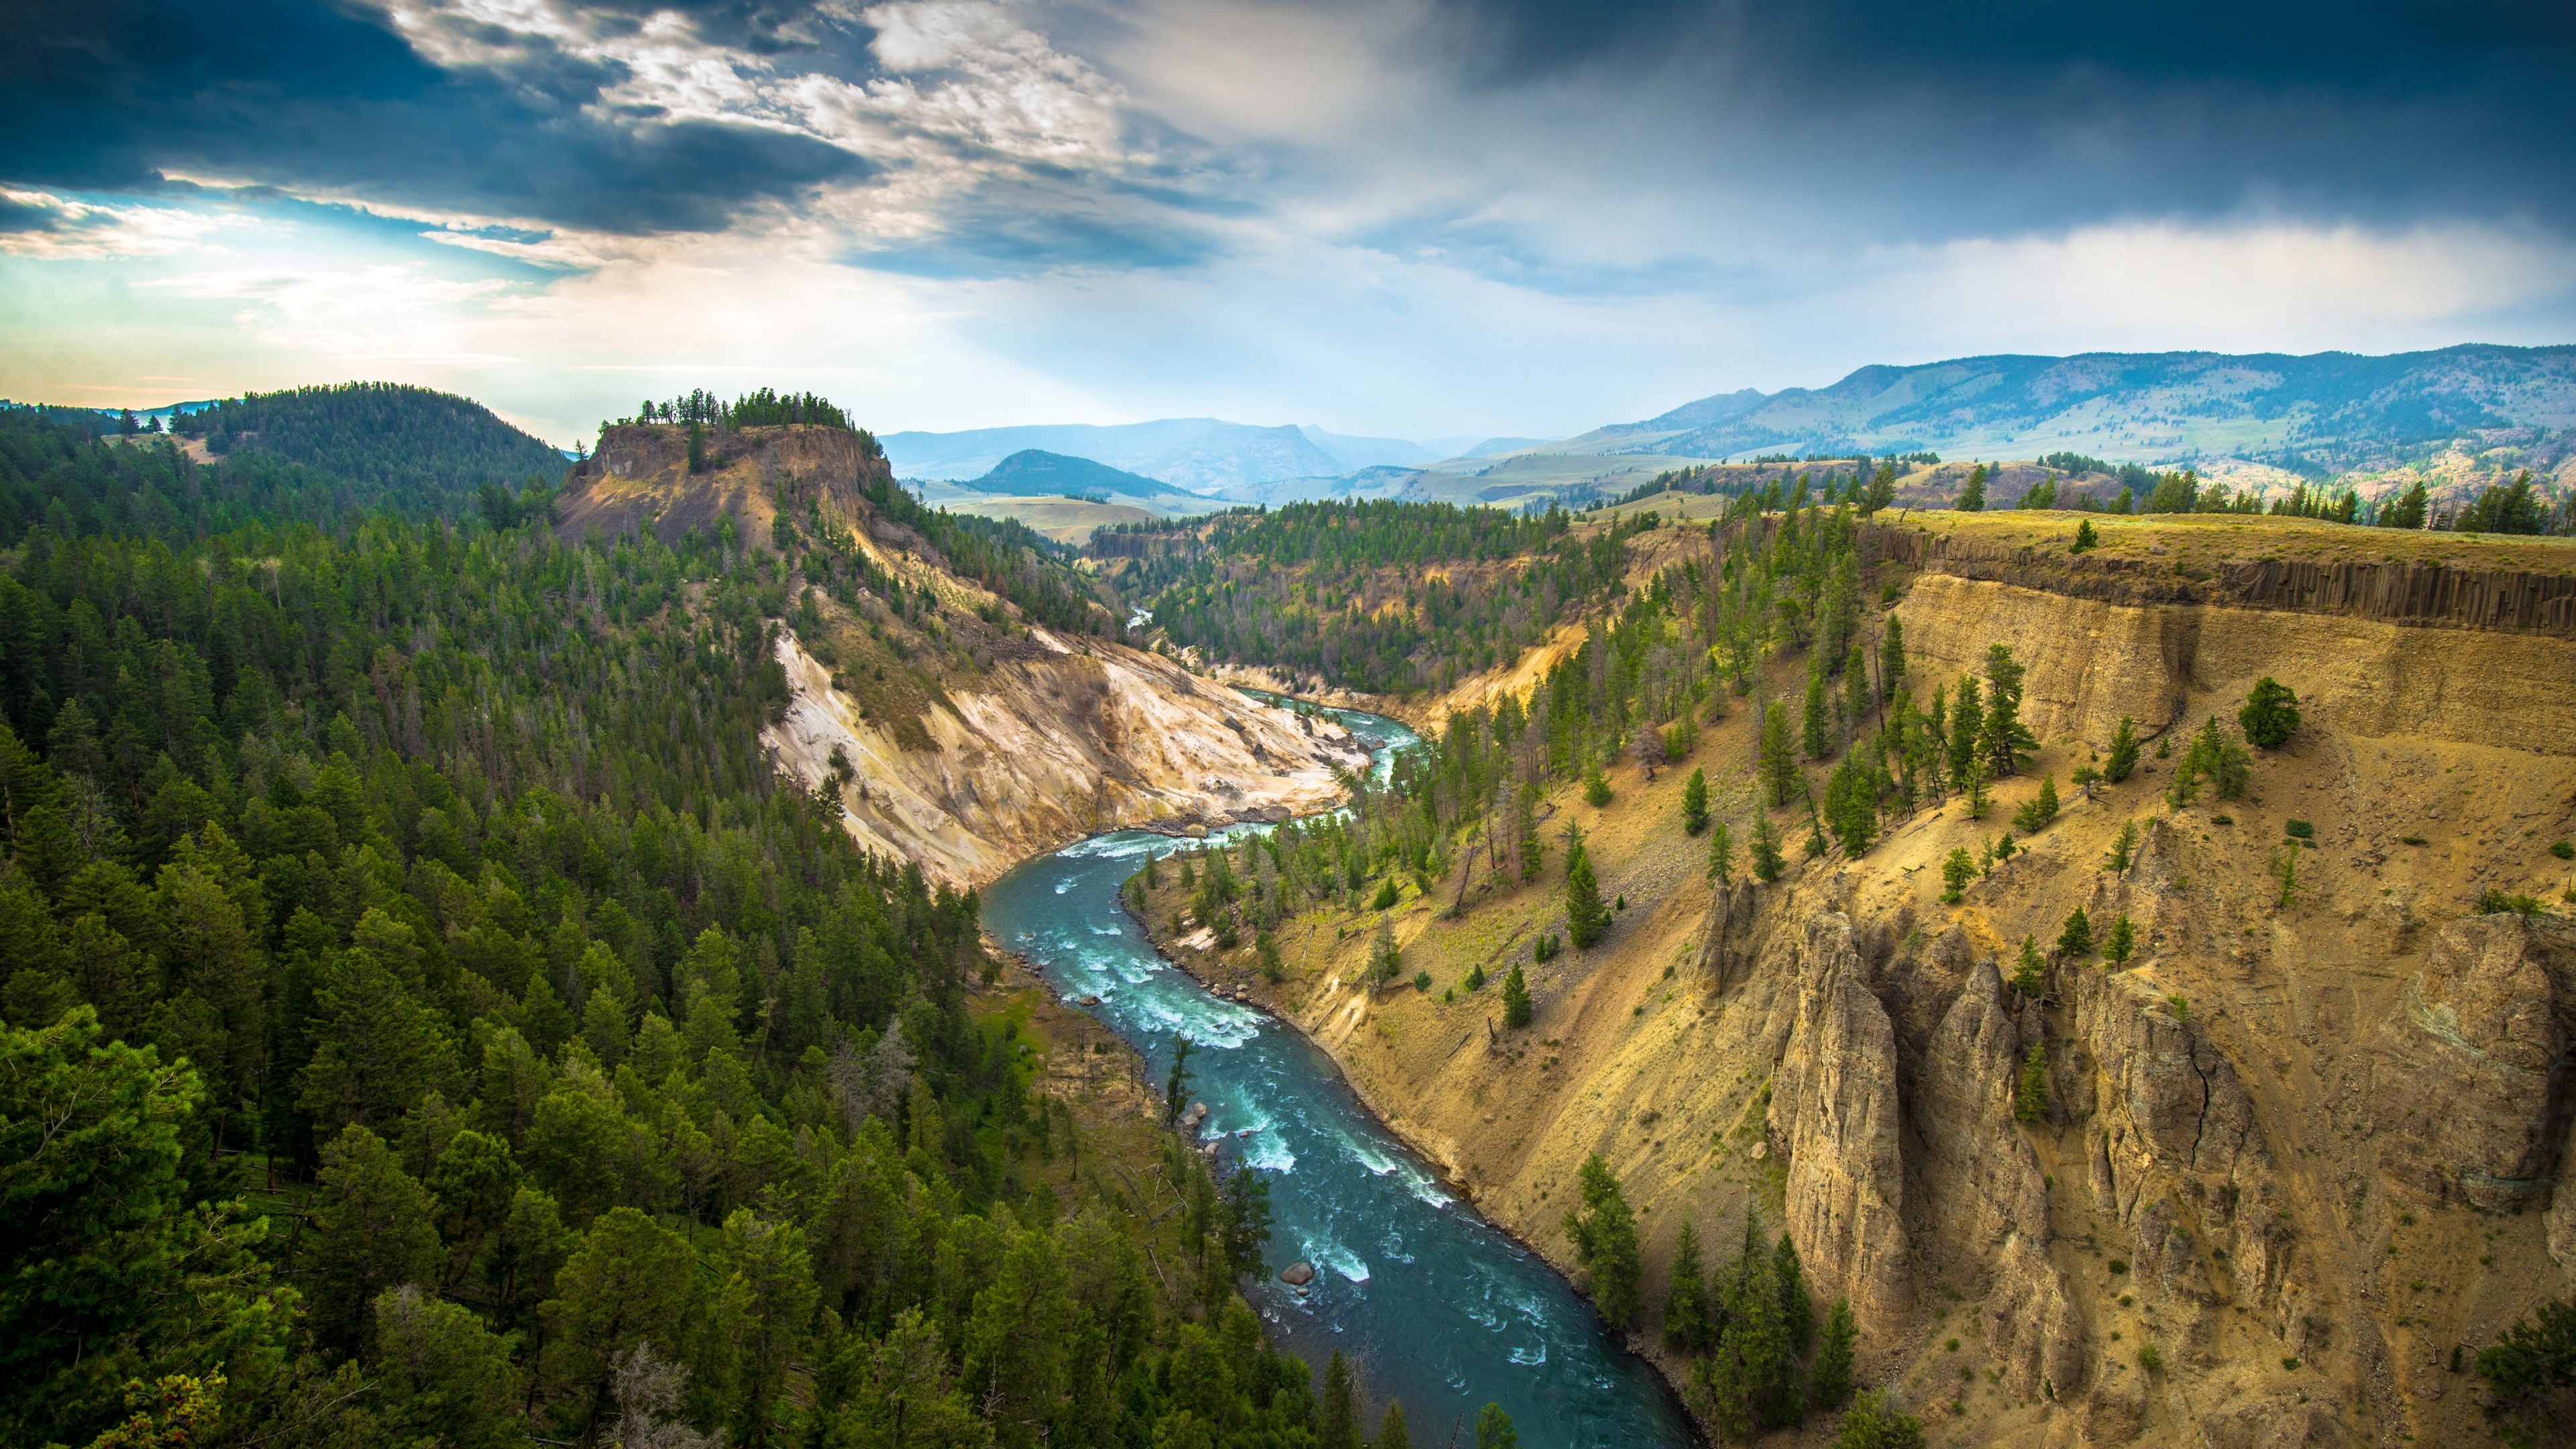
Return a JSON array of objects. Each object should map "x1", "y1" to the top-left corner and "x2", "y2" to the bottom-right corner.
[
  {"x1": 562, "y1": 423, "x2": 1367, "y2": 888},
  {"x1": 1140, "y1": 525, "x2": 2576, "y2": 1447}
]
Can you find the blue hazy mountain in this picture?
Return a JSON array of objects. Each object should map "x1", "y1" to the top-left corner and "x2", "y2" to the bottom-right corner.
[
  {"x1": 1575, "y1": 344, "x2": 2576, "y2": 468},
  {"x1": 960, "y1": 449, "x2": 1204, "y2": 504},
  {"x1": 884, "y1": 417, "x2": 1442, "y2": 491}
]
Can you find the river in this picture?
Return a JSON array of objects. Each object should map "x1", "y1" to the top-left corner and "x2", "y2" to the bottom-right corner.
[{"x1": 980, "y1": 700, "x2": 1692, "y2": 1448}]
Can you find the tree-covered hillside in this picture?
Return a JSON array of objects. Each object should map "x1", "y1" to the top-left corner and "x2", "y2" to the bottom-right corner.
[
  {"x1": 1098, "y1": 500, "x2": 1650, "y2": 692},
  {"x1": 184, "y1": 383, "x2": 570, "y2": 508},
  {"x1": 0, "y1": 405, "x2": 538, "y2": 539},
  {"x1": 0, "y1": 402, "x2": 1326, "y2": 1449}
]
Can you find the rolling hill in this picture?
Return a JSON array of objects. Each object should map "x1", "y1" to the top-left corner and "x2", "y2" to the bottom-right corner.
[
  {"x1": 1580, "y1": 343, "x2": 2576, "y2": 470},
  {"x1": 962, "y1": 448, "x2": 1199, "y2": 502}
]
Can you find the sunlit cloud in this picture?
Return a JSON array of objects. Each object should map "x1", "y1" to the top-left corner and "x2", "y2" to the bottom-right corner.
[
  {"x1": 0, "y1": 190, "x2": 257, "y2": 260},
  {"x1": 1, "y1": 0, "x2": 2571, "y2": 438}
]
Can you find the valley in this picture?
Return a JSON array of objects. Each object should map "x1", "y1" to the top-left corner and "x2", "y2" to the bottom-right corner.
[{"x1": 1113, "y1": 500, "x2": 2576, "y2": 1446}]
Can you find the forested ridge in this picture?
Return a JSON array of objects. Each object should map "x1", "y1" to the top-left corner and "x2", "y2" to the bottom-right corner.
[
  {"x1": 184, "y1": 383, "x2": 572, "y2": 506},
  {"x1": 1097, "y1": 500, "x2": 1646, "y2": 692},
  {"x1": 0, "y1": 405, "x2": 535, "y2": 541},
  {"x1": 0, "y1": 400, "x2": 1352, "y2": 1449}
]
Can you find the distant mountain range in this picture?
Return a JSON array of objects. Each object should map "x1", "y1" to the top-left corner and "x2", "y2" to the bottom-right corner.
[
  {"x1": 1577, "y1": 344, "x2": 2576, "y2": 470},
  {"x1": 882, "y1": 418, "x2": 1454, "y2": 490}
]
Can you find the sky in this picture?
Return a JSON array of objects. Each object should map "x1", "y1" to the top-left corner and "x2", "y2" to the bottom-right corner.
[{"x1": 3, "y1": 0, "x2": 2573, "y2": 447}]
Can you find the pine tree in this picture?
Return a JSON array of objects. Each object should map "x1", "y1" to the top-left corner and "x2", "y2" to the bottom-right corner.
[
  {"x1": 1662, "y1": 1220, "x2": 1715, "y2": 1352},
  {"x1": 1750, "y1": 813, "x2": 1786, "y2": 883},
  {"x1": 2104, "y1": 914, "x2": 2136, "y2": 966},
  {"x1": 1682, "y1": 768, "x2": 1709, "y2": 835},
  {"x1": 1502, "y1": 963, "x2": 1533, "y2": 1029},
  {"x1": 2057, "y1": 906, "x2": 2094, "y2": 958},
  {"x1": 1370, "y1": 916, "x2": 1402, "y2": 991},
  {"x1": 1834, "y1": 642, "x2": 1875, "y2": 727},
  {"x1": 1803, "y1": 667, "x2": 1834, "y2": 761},
  {"x1": 1564, "y1": 842, "x2": 1610, "y2": 951},
  {"x1": 1774, "y1": 1232, "x2": 1813, "y2": 1352},
  {"x1": 372, "y1": 1285, "x2": 525, "y2": 1449},
  {"x1": 1980, "y1": 645, "x2": 2037, "y2": 777},
  {"x1": 309, "y1": 1124, "x2": 444, "y2": 1357},
  {"x1": 1824, "y1": 755, "x2": 1876, "y2": 857},
  {"x1": 1945, "y1": 674, "x2": 1982, "y2": 786},
  {"x1": 1878, "y1": 613, "x2": 1905, "y2": 702},
  {"x1": 1564, "y1": 1155, "x2": 1641, "y2": 1326},
  {"x1": 1165, "y1": 1034, "x2": 1194, "y2": 1126},
  {"x1": 1809, "y1": 1298, "x2": 1857, "y2": 1410},
  {"x1": 1940, "y1": 847, "x2": 1977, "y2": 903},
  {"x1": 2240, "y1": 677, "x2": 2301, "y2": 749},
  {"x1": 1961, "y1": 753, "x2": 1991, "y2": 818},
  {"x1": 2104, "y1": 716, "x2": 2140, "y2": 783},
  {"x1": 1319, "y1": 1349, "x2": 1360, "y2": 1449},
  {"x1": 1699, "y1": 1213, "x2": 1802, "y2": 1436},
  {"x1": 1517, "y1": 782, "x2": 1544, "y2": 881},
  {"x1": 1760, "y1": 701, "x2": 1800, "y2": 807},
  {"x1": 2010, "y1": 774, "x2": 2059, "y2": 833},
  {"x1": 2015, "y1": 1042, "x2": 2051, "y2": 1123}
]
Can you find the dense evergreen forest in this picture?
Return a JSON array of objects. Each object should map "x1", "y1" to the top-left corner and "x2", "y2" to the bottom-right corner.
[
  {"x1": 180, "y1": 384, "x2": 572, "y2": 508},
  {"x1": 0, "y1": 404, "x2": 544, "y2": 542},
  {"x1": 0, "y1": 400, "x2": 1363, "y2": 1449},
  {"x1": 1097, "y1": 500, "x2": 1648, "y2": 692}
]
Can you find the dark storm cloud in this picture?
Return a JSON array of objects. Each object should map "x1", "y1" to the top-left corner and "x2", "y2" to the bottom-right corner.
[
  {"x1": 1416, "y1": 0, "x2": 2576, "y2": 235},
  {"x1": 0, "y1": 0, "x2": 871, "y2": 234}
]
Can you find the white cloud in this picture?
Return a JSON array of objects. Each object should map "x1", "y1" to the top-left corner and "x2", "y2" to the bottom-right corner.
[
  {"x1": 0, "y1": 191, "x2": 256, "y2": 260},
  {"x1": 1841, "y1": 221, "x2": 2576, "y2": 360}
]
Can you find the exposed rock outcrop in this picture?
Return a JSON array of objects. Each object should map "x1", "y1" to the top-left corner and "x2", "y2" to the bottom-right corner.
[
  {"x1": 765, "y1": 627, "x2": 1364, "y2": 888},
  {"x1": 2375, "y1": 913, "x2": 2571, "y2": 1212},
  {"x1": 1768, "y1": 914, "x2": 1913, "y2": 1337},
  {"x1": 1915, "y1": 961, "x2": 2086, "y2": 1399},
  {"x1": 2070, "y1": 969, "x2": 2297, "y2": 1327},
  {"x1": 1697, "y1": 880, "x2": 1766, "y2": 991}
]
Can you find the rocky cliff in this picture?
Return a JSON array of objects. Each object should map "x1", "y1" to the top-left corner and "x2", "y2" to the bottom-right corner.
[
  {"x1": 1138, "y1": 517, "x2": 2576, "y2": 1446},
  {"x1": 561, "y1": 423, "x2": 1368, "y2": 887}
]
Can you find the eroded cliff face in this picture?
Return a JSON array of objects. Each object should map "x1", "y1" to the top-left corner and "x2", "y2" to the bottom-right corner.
[
  {"x1": 1139, "y1": 535, "x2": 2576, "y2": 1448},
  {"x1": 1767, "y1": 915, "x2": 1914, "y2": 1338},
  {"x1": 561, "y1": 422, "x2": 1368, "y2": 889},
  {"x1": 763, "y1": 625, "x2": 1365, "y2": 888}
]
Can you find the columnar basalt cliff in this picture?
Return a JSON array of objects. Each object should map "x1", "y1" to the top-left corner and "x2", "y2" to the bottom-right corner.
[{"x1": 564, "y1": 423, "x2": 1368, "y2": 887}]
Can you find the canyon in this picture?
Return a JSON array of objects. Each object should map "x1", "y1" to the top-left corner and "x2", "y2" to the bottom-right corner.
[{"x1": 1136, "y1": 512, "x2": 2576, "y2": 1446}]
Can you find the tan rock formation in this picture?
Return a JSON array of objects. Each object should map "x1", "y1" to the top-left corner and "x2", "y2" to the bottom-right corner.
[
  {"x1": 1767, "y1": 914, "x2": 1913, "y2": 1336},
  {"x1": 764, "y1": 626, "x2": 1365, "y2": 888},
  {"x1": 1917, "y1": 959, "x2": 2086, "y2": 1399},
  {"x1": 2375, "y1": 914, "x2": 2569, "y2": 1212}
]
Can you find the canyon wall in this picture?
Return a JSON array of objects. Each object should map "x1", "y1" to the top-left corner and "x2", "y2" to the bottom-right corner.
[
  {"x1": 562, "y1": 423, "x2": 1368, "y2": 888},
  {"x1": 1149, "y1": 526, "x2": 2576, "y2": 1447}
]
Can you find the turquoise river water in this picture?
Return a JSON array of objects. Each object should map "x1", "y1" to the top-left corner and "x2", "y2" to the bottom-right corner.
[{"x1": 979, "y1": 701, "x2": 1690, "y2": 1448}]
